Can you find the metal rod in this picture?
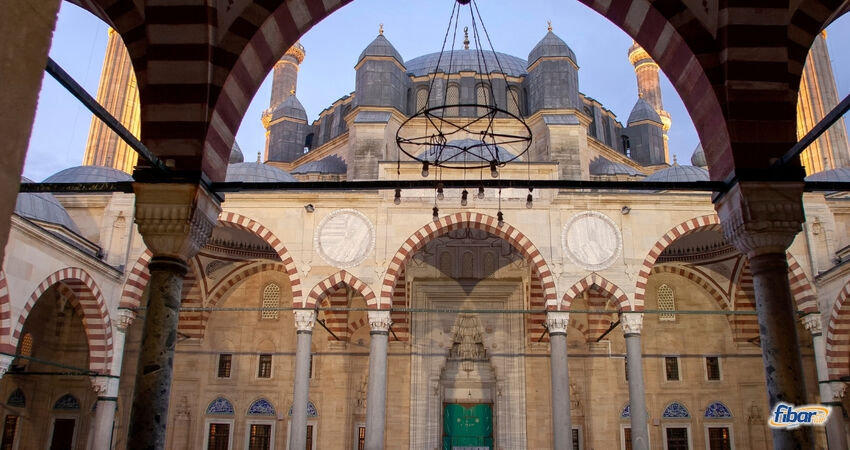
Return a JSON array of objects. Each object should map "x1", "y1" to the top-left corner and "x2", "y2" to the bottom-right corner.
[
  {"x1": 316, "y1": 318, "x2": 340, "y2": 341},
  {"x1": 120, "y1": 306, "x2": 765, "y2": 315},
  {"x1": 44, "y1": 57, "x2": 169, "y2": 174},
  {"x1": 389, "y1": 323, "x2": 400, "y2": 342},
  {"x1": 0, "y1": 351, "x2": 119, "y2": 378},
  {"x1": 777, "y1": 91, "x2": 850, "y2": 167},
  {"x1": 596, "y1": 319, "x2": 621, "y2": 342},
  {"x1": 537, "y1": 326, "x2": 549, "y2": 343}
]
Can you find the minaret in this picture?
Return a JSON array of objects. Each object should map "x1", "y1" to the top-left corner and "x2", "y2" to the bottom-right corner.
[
  {"x1": 82, "y1": 28, "x2": 140, "y2": 173},
  {"x1": 797, "y1": 31, "x2": 850, "y2": 175},
  {"x1": 262, "y1": 43, "x2": 310, "y2": 162},
  {"x1": 628, "y1": 42, "x2": 671, "y2": 163}
]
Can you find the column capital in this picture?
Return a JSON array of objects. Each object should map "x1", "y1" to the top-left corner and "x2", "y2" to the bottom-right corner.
[
  {"x1": 802, "y1": 314, "x2": 823, "y2": 334},
  {"x1": 368, "y1": 310, "x2": 392, "y2": 333},
  {"x1": 0, "y1": 354, "x2": 14, "y2": 379},
  {"x1": 715, "y1": 181, "x2": 804, "y2": 257},
  {"x1": 294, "y1": 309, "x2": 316, "y2": 332},
  {"x1": 117, "y1": 309, "x2": 137, "y2": 332},
  {"x1": 90, "y1": 375, "x2": 113, "y2": 395},
  {"x1": 620, "y1": 312, "x2": 644, "y2": 334},
  {"x1": 545, "y1": 311, "x2": 570, "y2": 335},
  {"x1": 133, "y1": 183, "x2": 221, "y2": 261}
]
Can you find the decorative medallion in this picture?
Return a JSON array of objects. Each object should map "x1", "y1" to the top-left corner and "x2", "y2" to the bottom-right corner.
[
  {"x1": 315, "y1": 209, "x2": 375, "y2": 268},
  {"x1": 561, "y1": 211, "x2": 622, "y2": 271}
]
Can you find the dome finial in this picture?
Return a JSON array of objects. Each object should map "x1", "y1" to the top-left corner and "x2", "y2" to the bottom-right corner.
[
  {"x1": 547, "y1": 20, "x2": 552, "y2": 32},
  {"x1": 672, "y1": 154, "x2": 678, "y2": 165},
  {"x1": 379, "y1": 23, "x2": 383, "y2": 35},
  {"x1": 257, "y1": 152, "x2": 261, "y2": 163},
  {"x1": 463, "y1": 27, "x2": 469, "y2": 50}
]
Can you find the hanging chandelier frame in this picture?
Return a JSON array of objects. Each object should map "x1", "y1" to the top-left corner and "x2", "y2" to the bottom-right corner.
[{"x1": 395, "y1": 0, "x2": 533, "y2": 171}]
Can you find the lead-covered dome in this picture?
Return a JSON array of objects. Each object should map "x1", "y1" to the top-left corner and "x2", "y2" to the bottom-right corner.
[
  {"x1": 292, "y1": 155, "x2": 348, "y2": 174},
  {"x1": 358, "y1": 34, "x2": 404, "y2": 66},
  {"x1": 43, "y1": 165, "x2": 133, "y2": 183},
  {"x1": 806, "y1": 167, "x2": 850, "y2": 182},
  {"x1": 643, "y1": 164, "x2": 709, "y2": 182},
  {"x1": 271, "y1": 95, "x2": 308, "y2": 122},
  {"x1": 691, "y1": 143, "x2": 706, "y2": 167},
  {"x1": 225, "y1": 162, "x2": 298, "y2": 182},
  {"x1": 528, "y1": 30, "x2": 577, "y2": 67},
  {"x1": 406, "y1": 50, "x2": 527, "y2": 77},
  {"x1": 627, "y1": 98, "x2": 662, "y2": 125},
  {"x1": 589, "y1": 156, "x2": 643, "y2": 177},
  {"x1": 15, "y1": 177, "x2": 80, "y2": 233},
  {"x1": 230, "y1": 141, "x2": 244, "y2": 164}
]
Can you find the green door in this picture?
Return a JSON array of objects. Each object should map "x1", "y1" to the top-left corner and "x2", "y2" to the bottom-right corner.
[{"x1": 443, "y1": 403, "x2": 494, "y2": 450}]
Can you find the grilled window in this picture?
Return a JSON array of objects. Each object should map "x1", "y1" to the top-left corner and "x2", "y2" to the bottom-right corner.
[
  {"x1": 657, "y1": 284, "x2": 675, "y2": 321},
  {"x1": 705, "y1": 356, "x2": 721, "y2": 381},
  {"x1": 258, "y1": 354, "x2": 272, "y2": 378},
  {"x1": 665, "y1": 356, "x2": 680, "y2": 381},
  {"x1": 261, "y1": 283, "x2": 281, "y2": 320},
  {"x1": 217, "y1": 354, "x2": 232, "y2": 378}
]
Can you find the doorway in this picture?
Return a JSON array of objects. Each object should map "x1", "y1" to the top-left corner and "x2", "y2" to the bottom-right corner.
[{"x1": 442, "y1": 403, "x2": 493, "y2": 450}]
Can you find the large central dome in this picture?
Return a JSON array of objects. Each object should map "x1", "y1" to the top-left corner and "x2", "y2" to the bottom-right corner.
[{"x1": 405, "y1": 49, "x2": 528, "y2": 77}]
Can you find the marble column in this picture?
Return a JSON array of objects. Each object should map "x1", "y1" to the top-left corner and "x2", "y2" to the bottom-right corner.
[
  {"x1": 716, "y1": 180, "x2": 814, "y2": 448},
  {"x1": 127, "y1": 183, "x2": 219, "y2": 450},
  {"x1": 0, "y1": 353, "x2": 14, "y2": 379},
  {"x1": 365, "y1": 310, "x2": 391, "y2": 450},
  {"x1": 290, "y1": 309, "x2": 316, "y2": 450},
  {"x1": 622, "y1": 312, "x2": 649, "y2": 450},
  {"x1": 88, "y1": 310, "x2": 135, "y2": 450},
  {"x1": 546, "y1": 311, "x2": 572, "y2": 450},
  {"x1": 803, "y1": 314, "x2": 848, "y2": 449}
]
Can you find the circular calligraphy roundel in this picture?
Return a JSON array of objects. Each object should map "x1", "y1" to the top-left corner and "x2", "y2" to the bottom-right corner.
[
  {"x1": 315, "y1": 209, "x2": 375, "y2": 268},
  {"x1": 561, "y1": 211, "x2": 622, "y2": 271}
]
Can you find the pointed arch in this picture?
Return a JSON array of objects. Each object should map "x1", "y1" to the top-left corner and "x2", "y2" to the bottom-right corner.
[
  {"x1": 651, "y1": 265, "x2": 730, "y2": 312},
  {"x1": 381, "y1": 213, "x2": 556, "y2": 309},
  {"x1": 14, "y1": 268, "x2": 113, "y2": 374},
  {"x1": 0, "y1": 270, "x2": 11, "y2": 353},
  {"x1": 118, "y1": 249, "x2": 152, "y2": 310},
  {"x1": 562, "y1": 273, "x2": 629, "y2": 311},
  {"x1": 826, "y1": 279, "x2": 850, "y2": 380},
  {"x1": 305, "y1": 270, "x2": 376, "y2": 309}
]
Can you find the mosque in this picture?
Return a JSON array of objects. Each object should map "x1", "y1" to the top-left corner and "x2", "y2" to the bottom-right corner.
[{"x1": 4, "y1": 15, "x2": 850, "y2": 450}]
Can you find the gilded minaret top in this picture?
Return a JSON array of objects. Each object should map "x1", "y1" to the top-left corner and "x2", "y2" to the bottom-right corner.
[
  {"x1": 82, "y1": 28, "x2": 140, "y2": 174},
  {"x1": 628, "y1": 42, "x2": 672, "y2": 163}
]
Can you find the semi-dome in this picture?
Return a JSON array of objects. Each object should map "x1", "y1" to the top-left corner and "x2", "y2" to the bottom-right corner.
[
  {"x1": 230, "y1": 141, "x2": 245, "y2": 164},
  {"x1": 406, "y1": 50, "x2": 527, "y2": 77},
  {"x1": 15, "y1": 177, "x2": 80, "y2": 233},
  {"x1": 271, "y1": 95, "x2": 308, "y2": 122},
  {"x1": 528, "y1": 30, "x2": 577, "y2": 67},
  {"x1": 589, "y1": 156, "x2": 643, "y2": 177},
  {"x1": 418, "y1": 138, "x2": 517, "y2": 163},
  {"x1": 358, "y1": 34, "x2": 404, "y2": 66},
  {"x1": 225, "y1": 162, "x2": 298, "y2": 182},
  {"x1": 643, "y1": 164, "x2": 709, "y2": 182},
  {"x1": 806, "y1": 167, "x2": 850, "y2": 182},
  {"x1": 627, "y1": 98, "x2": 662, "y2": 125},
  {"x1": 292, "y1": 155, "x2": 348, "y2": 174},
  {"x1": 691, "y1": 143, "x2": 706, "y2": 167},
  {"x1": 43, "y1": 165, "x2": 133, "y2": 183}
]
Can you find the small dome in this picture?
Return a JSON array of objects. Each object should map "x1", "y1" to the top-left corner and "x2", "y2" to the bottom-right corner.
[
  {"x1": 292, "y1": 155, "x2": 348, "y2": 174},
  {"x1": 358, "y1": 34, "x2": 404, "y2": 66},
  {"x1": 417, "y1": 138, "x2": 517, "y2": 163},
  {"x1": 589, "y1": 156, "x2": 643, "y2": 177},
  {"x1": 43, "y1": 165, "x2": 133, "y2": 183},
  {"x1": 15, "y1": 177, "x2": 79, "y2": 233},
  {"x1": 528, "y1": 30, "x2": 577, "y2": 67},
  {"x1": 406, "y1": 50, "x2": 527, "y2": 77},
  {"x1": 225, "y1": 163, "x2": 298, "y2": 183},
  {"x1": 643, "y1": 164, "x2": 709, "y2": 182},
  {"x1": 627, "y1": 98, "x2": 662, "y2": 125},
  {"x1": 229, "y1": 141, "x2": 244, "y2": 164},
  {"x1": 691, "y1": 143, "x2": 706, "y2": 167},
  {"x1": 806, "y1": 167, "x2": 850, "y2": 182},
  {"x1": 271, "y1": 95, "x2": 308, "y2": 122}
]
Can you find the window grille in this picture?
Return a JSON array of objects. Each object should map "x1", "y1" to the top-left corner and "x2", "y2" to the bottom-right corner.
[
  {"x1": 476, "y1": 85, "x2": 491, "y2": 117},
  {"x1": 248, "y1": 424, "x2": 271, "y2": 450},
  {"x1": 657, "y1": 284, "x2": 675, "y2": 320},
  {"x1": 217, "y1": 354, "x2": 232, "y2": 378},
  {"x1": 258, "y1": 354, "x2": 272, "y2": 378},
  {"x1": 416, "y1": 88, "x2": 428, "y2": 112},
  {"x1": 446, "y1": 84, "x2": 459, "y2": 116},
  {"x1": 261, "y1": 283, "x2": 280, "y2": 320},
  {"x1": 665, "y1": 427, "x2": 688, "y2": 450},
  {"x1": 705, "y1": 357, "x2": 721, "y2": 380},
  {"x1": 664, "y1": 356, "x2": 680, "y2": 381},
  {"x1": 507, "y1": 87, "x2": 520, "y2": 116},
  {"x1": 708, "y1": 427, "x2": 731, "y2": 450},
  {"x1": 207, "y1": 423, "x2": 230, "y2": 450},
  {"x1": 20, "y1": 333, "x2": 32, "y2": 357}
]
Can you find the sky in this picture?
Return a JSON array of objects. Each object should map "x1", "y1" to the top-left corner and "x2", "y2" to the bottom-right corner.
[{"x1": 23, "y1": 0, "x2": 850, "y2": 180}]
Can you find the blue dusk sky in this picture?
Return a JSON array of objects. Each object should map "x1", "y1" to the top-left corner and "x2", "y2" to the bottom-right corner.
[{"x1": 23, "y1": 0, "x2": 850, "y2": 180}]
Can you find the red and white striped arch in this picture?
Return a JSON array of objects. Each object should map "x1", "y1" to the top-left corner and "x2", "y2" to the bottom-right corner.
[
  {"x1": 305, "y1": 270, "x2": 376, "y2": 310},
  {"x1": 380, "y1": 213, "x2": 556, "y2": 309},
  {"x1": 561, "y1": 273, "x2": 630, "y2": 311},
  {"x1": 827, "y1": 280, "x2": 850, "y2": 380},
  {"x1": 13, "y1": 268, "x2": 113, "y2": 374},
  {"x1": 651, "y1": 265, "x2": 730, "y2": 312},
  {"x1": 0, "y1": 271, "x2": 12, "y2": 354},
  {"x1": 634, "y1": 214, "x2": 721, "y2": 310}
]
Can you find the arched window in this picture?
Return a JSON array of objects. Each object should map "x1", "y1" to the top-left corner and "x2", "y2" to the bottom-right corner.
[
  {"x1": 7, "y1": 389, "x2": 25, "y2": 408},
  {"x1": 657, "y1": 284, "x2": 675, "y2": 321},
  {"x1": 461, "y1": 252, "x2": 474, "y2": 278},
  {"x1": 261, "y1": 283, "x2": 281, "y2": 320},
  {"x1": 416, "y1": 87, "x2": 429, "y2": 112},
  {"x1": 53, "y1": 394, "x2": 80, "y2": 410},
  {"x1": 439, "y1": 252, "x2": 453, "y2": 276},
  {"x1": 446, "y1": 84, "x2": 460, "y2": 116},
  {"x1": 506, "y1": 87, "x2": 521, "y2": 116},
  {"x1": 476, "y1": 84, "x2": 491, "y2": 117},
  {"x1": 206, "y1": 397, "x2": 235, "y2": 415},
  {"x1": 247, "y1": 398, "x2": 276, "y2": 416},
  {"x1": 20, "y1": 333, "x2": 32, "y2": 357},
  {"x1": 662, "y1": 401, "x2": 690, "y2": 418},
  {"x1": 205, "y1": 397, "x2": 235, "y2": 449},
  {"x1": 704, "y1": 402, "x2": 732, "y2": 419}
]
